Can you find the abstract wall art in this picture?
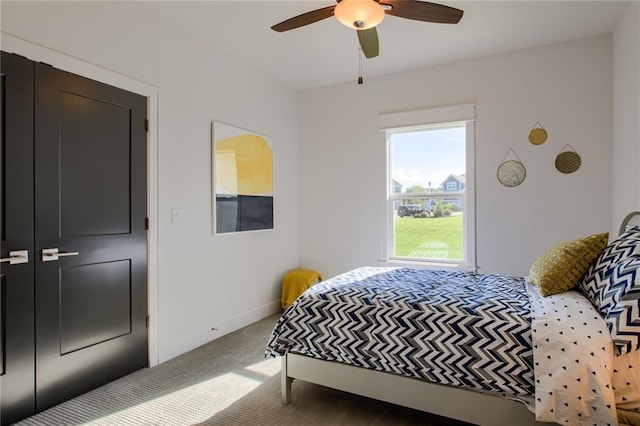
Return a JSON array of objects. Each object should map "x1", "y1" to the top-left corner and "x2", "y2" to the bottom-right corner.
[{"x1": 212, "y1": 121, "x2": 274, "y2": 234}]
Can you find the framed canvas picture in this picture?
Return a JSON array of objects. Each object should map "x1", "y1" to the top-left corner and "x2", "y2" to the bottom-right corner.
[{"x1": 212, "y1": 121, "x2": 274, "y2": 234}]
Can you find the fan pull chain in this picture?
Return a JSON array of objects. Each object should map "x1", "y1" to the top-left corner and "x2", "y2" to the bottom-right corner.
[{"x1": 358, "y1": 48, "x2": 363, "y2": 85}]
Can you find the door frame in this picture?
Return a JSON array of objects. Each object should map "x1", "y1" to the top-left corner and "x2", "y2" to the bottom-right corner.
[{"x1": 1, "y1": 33, "x2": 161, "y2": 367}]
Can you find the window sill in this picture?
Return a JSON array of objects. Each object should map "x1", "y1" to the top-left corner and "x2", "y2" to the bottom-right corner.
[{"x1": 377, "y1": 258, "x2": 477, "y2": 272}]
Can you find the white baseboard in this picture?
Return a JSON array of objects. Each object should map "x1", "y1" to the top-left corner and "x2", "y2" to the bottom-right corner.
[{"x1": 158, "y1": 300, "x2": 281, "y2": 364}]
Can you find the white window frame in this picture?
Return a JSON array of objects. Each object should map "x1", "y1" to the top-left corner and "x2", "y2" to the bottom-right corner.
[{"x1": 378, "y1": 105, "x2": 476, "y2": 270}]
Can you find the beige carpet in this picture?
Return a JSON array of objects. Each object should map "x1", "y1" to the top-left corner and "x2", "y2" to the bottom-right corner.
[{"x1": 15, "y1": 314, "x2": 470, "y2": 425}]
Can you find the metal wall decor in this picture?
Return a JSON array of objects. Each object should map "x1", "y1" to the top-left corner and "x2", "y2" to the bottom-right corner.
[
  {"x1": 497, "y1": 148, "x2": 526, "y2": 187},
  {"x1": 555, "y1": 144, "x2": 581, "y2": 174},
  {"x1": 528, "y1": 122, "x2": 547, "y2": 145}
]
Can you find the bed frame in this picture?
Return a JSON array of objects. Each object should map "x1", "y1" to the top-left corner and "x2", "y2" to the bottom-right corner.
[
  {"x1": 281, "y1": 353, "x2": 550, "y2": 426},
  {"x1": 620, "y1": 211, "x2": 640, "y2": 235}
]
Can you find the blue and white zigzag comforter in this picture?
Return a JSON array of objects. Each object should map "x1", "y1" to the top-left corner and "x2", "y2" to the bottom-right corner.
[{"x1": 265, "y1": 267, "x2": 534, "y2": 401}]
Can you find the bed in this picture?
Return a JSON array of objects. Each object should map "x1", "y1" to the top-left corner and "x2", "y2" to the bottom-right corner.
[{"x1": 266, "y1": 212, "x2": 640, "y2": 426}]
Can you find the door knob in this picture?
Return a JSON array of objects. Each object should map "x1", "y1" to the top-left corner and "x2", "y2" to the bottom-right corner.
[
  {"x1": 42, "y1": 248, "x2": 80, "y2": 262},
  {"x1": 0, "y1": 250, "x2": 29, "y2": 265}
]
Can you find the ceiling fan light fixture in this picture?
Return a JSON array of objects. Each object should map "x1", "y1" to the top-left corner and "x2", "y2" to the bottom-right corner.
[{"x1": 334, "y1": 0, "x2": 385, "y2": 30}]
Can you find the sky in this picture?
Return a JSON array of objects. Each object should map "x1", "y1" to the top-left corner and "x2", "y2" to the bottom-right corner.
[{"x1": 390, "y1": 126, "x2": 465, "y2": 191}]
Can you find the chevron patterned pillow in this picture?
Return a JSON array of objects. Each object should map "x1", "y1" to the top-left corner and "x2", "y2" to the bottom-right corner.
[
  {"x1": 529, "y1": 232, "x2": 609, "y2": 297},
  {"x1": 600, "y1": 256, "x2": 640, "y2": 355},
  {"x1": 578, "y1": 226, "x2": 640, "y2": 309}
]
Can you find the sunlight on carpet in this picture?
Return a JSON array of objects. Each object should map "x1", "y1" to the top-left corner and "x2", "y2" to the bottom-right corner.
[
  {"x1": 244, "y1": 358, "x2": 281, "y2": 376},
  {"x1": 89, "y1": 358, "x2": 280, "y2": 425}
]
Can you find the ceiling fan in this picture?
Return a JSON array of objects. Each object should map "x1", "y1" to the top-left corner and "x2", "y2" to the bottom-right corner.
[{"x1": 271, "y1": 0, "x2": 464, "y2": 59}]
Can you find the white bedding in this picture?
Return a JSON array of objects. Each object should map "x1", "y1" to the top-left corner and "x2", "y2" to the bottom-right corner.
[
  {"x1": 528, "y1": 282, "x2": 618, "y2": 425},
  {"x1": 613, "y1": 348, "x2": 640, "y2": 413}
]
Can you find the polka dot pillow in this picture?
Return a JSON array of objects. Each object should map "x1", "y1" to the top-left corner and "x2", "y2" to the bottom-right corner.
[
  {"x1": 578, "y1": 226, "x2": 640, "y2": 309},
  {"x1": 599, "y1": 255, "x2": 640, "y2": 355}
]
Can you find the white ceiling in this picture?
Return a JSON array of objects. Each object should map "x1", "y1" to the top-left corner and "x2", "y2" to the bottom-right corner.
[{"x1": 148, "y1": 1, "x2": 629, "y2": 90}]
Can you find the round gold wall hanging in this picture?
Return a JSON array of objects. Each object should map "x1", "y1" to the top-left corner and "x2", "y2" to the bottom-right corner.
[
  {"x1": 497, "y1": 148, "x2": 526, "y2": 187},
  {"x1": 529, "y1": 122, "x2": 547, "y2": 146},
  {"x1": 555, "y1": 144, "x2": 581, "y2": 174}
]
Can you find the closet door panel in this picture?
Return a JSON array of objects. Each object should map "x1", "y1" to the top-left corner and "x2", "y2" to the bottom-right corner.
[
  {"x1": 34, "y1": 63, "x2": 148, "y2": 412},
  {"x1": 0, "y1": 52, "x2": 36, "y2": 426},
  {"x1": 59, "y1": 260, "x2": 132, "y2": 354},
  {"x1": 58, "y1": 90, "x2": 132, "y2": 236}
]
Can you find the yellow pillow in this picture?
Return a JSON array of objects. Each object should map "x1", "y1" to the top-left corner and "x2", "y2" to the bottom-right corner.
[{"x1": 529, "y1": 232, "x2": 609, "y2": 297}]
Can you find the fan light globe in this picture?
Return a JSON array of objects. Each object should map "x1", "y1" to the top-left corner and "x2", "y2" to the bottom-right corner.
[{"x1": 334, "y1": 0, "x2": 385, "y2": 30}]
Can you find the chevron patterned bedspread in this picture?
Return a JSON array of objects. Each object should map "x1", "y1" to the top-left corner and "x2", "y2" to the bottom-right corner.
[{"x1": 266, "y1": 266, "x2": 535, "y2": 401}]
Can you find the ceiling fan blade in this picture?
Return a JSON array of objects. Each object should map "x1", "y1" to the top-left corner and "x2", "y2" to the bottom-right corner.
[
  {"x1": 357, "y1": 28, "x2": 379, "y2": 59},
  {"x1": 380, "y1": 0, "x2": 463, "y2": 24},
  {"x1": 271, "y1": 5, "x2": 336, "y2": 32}
]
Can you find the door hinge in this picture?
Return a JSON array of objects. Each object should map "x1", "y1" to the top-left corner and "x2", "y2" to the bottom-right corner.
[
  {"x1": 145, "y1": 217, "x2": 149, "y2": 230},
  {"x1": 145, "y1": 119, "x2": 149, "y2": 132},
  {"x1": 146, "y1": 315, "x2": 150, "y2": 329}
]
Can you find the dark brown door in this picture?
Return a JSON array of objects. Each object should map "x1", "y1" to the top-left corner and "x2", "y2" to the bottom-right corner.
[
  {"x1": 1, "y1": 53, "x2": 148, "y2": 424},
  {"x1": 1, "y1": 52, "x2": 37, "y2": 426},
  {"x1": 33, "y1": 63, "x2": 149, "y2": 411}
]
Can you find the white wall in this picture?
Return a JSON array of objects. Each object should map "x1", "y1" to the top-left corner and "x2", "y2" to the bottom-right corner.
[
  {"x1": 1, "y1": 1, "x2": 299, "y2": 363},
  {"x1": 612, "y1": 2, "x2": 640, "y2": 231},
  {"x1": 299, "y1": 35, "x2": 613, "y2": 278}
]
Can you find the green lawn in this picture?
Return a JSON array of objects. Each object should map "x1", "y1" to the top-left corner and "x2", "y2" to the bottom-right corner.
[{"x1": 394, "y1": 214, "x2": 463, "y2": 260}]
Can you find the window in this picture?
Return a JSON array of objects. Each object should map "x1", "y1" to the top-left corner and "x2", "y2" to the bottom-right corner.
[{"x1": 379, "y1": 105, "x2": 475, "y2": 268}]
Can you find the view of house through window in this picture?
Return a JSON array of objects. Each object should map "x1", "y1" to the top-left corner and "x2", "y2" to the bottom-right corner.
[{"x1": 389, "y1": 123, "x2": 468, "y2": 263}]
